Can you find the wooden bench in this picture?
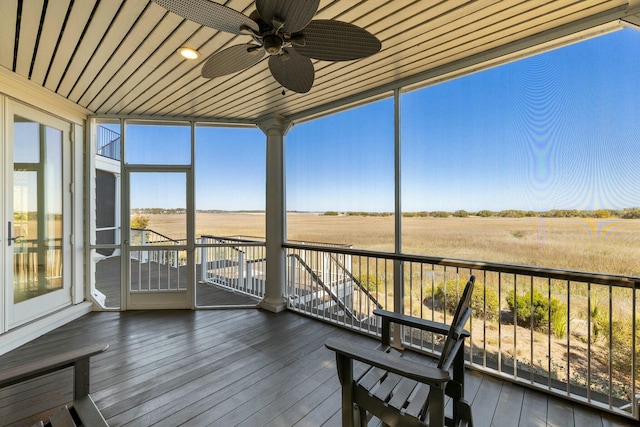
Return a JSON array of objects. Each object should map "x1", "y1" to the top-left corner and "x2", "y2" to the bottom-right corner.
[{"x1": 0, "y1": 343, "x2": 109, "y2": 427}]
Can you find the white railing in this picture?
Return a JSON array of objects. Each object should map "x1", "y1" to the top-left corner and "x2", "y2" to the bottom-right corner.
[
  {"x1": 199, "y1": 236, "x2": 266, "y2": 299},
  {"x1": 128, "y1": 228, "x2": 186, "y2": 292},
  {"x1": 129, "y1": 247, "x2": 186, "y2": 292},
  {"x1": 287, "y1": 249, "x2": 382, "y2": 325},
  {"x1": 130, "y1": 228, "x2": 184, "y2": 267},
  {"x1": 123, "y1": 231, "x2": 267, "y2": 296},
  {"x1": 284, "y1": 242, "x2": 640, "y2": 421}
]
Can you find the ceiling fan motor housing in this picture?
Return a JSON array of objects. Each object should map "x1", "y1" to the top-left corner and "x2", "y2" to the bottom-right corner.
[{"x1": 263, "y1": 34, "x2": 283, "y2": 55}]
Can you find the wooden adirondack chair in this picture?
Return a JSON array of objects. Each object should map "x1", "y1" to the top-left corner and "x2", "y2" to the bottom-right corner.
[
  {"x1": 325, "y1": 275, "x2": 475, "y2": 427},
  {"x1": 0, "y1": 343, "x2": 109, "y2": 427}
]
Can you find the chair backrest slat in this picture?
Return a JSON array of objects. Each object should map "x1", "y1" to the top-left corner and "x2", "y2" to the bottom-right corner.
[{"x1": 437, "y1": 275, "x2": 475, "y2": 370}]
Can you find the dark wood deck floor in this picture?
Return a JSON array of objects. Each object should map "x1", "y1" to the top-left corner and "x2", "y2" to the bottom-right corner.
[{"x1": 0, "y1": 310, "x2": 636, "y2": 427}]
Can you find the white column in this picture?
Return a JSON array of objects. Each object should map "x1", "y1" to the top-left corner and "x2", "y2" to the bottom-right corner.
[{"x1": 258, "y1": 115, "x2": 292, "y2": 313}]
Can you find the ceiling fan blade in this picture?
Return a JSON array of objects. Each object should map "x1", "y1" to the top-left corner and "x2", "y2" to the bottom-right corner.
[
  {"x1": 153, "y1": 0, "x2": 258, "y2": 34},
  {"x1": 202, "y1": 44, "x2": 265, "y2": 78},
  {"x1": 268, "y1": 48, "x2": 314, "y2": 93},
  {"x1": 295, "y1": 20, "x2": 382, "y2": 61},
  {"x1": 256, "y1": 0, "x2": 319, "y2": 33}
]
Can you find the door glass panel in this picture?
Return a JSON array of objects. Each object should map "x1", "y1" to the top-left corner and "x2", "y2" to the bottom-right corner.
[
  {"x1": 129, "y1": 172, "x2": 187, "y2": 292},
  {"x1": 13, "y1": 116, "x2": 63, "y2": 303},
  {"x1": 93, "y1": 170, "x2": 121, "y2": 308}
]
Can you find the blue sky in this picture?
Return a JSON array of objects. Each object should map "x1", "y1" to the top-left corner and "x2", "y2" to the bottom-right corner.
[
  {"x1": 120, "y1": 27, "x2": 640, "y2": 212},
  {"x1": 398, "y1": 28, "x2": 640, "y2": 212},
  {"x1": 125, "y1": 124, "x2": 265, "y2": 210},
  {"x1": 288, "y1": 27, "x2": 640, "y2": 212},
  {"x1": 287, "y1": 99, "x2": 394, "y2": 211}
]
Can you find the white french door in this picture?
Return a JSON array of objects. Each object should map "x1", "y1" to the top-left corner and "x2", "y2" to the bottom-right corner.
[{"x1": 3, "y1": 101, "x2": 71, "y2": 329}]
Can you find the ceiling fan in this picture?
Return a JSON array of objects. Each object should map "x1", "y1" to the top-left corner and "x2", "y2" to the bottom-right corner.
[{"x1": 153, "y1": 0, "x2": 382, "y2": 93}]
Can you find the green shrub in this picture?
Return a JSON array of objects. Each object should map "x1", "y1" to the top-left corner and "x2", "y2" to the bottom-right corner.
[
  {"x1": 347, "y1": 211, "x2": 392, "y2": 217},
  {"x1": 551, "y1": 209, "x2": 580, "y2": 218},
  {"x1": 357, "y1": 274, "x2": 381, "y2": 292},
  {"x1": 505, "y1": 289, "x2": 567, "y2": 336},
  {"x1": 551, "y1": 305, "x2": 568, "y2": 338},
  {"x1": 589, "y1": 296, "x2": 605, "y2": 343},
  {"x1": 593, "y1": 209, "x2": 611, "y2": 218},
  {"x1": 403, "y1": 211, "x2": 429, "y2": 217},
  {"x1": 432, "y1": 279, "x2": 499, "y2": 319},
  {"x1": 452, "y1": 210, "x2": 469, "y2": 217},
  {"x1": 498, "y1": 210, "x2": 526, "y2": 218},
  {"x1": 476, "y1": 210, "x2": 494, "y2": 217},
  {"x1": 131, "y1": 214, "x2": 150, "y2": 229},
  {"x1": 622, "y1": 208, "x2": 640, "y2": 219},
  {"x1": 430, "y1": 211, "x2": 450, "y2": 218},
  {"x1": 323, "y1": 211, "x2": 339, "y2": 216}
]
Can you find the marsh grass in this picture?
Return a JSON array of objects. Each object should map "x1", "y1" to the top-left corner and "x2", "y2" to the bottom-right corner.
[{"x1": 151, "y1": 213, "x2": 640, "y2": 277}]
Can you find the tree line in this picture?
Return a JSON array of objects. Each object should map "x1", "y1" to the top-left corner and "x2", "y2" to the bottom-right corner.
[
  {"x1": 323, "y1": 208, "x2": 640, "y2": 218},
  {"x1": 131, "y1": 207, "x2": 640, "y2": 219}
]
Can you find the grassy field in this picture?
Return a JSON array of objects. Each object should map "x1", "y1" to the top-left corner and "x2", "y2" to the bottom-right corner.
[{"x1": 144, "y1": 212, "x2": 640, "y2": 277}]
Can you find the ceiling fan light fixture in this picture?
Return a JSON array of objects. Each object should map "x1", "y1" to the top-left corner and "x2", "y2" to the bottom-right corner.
[
  {"x1": 263, "y1": 34, "x2": 283, "y2": 55},
  {"x1": 179, "y1": 47, "x2": 200, "y2": 59}
]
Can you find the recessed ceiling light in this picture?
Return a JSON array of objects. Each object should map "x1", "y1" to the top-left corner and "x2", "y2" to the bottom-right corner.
[{"x1": 179, "y1": 47, "x2": 200, "y2": 59}]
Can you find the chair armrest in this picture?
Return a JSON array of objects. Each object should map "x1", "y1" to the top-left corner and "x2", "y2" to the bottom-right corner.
[
  {"x1": 0, "y1": 343, "x2": 109, "y2": 389},
  {"x1": 374, "y1": 309, "x2": 470, "y2": 337},
  {"x1": 325, "y1": 338, "x2": 450, "y2": 385}
]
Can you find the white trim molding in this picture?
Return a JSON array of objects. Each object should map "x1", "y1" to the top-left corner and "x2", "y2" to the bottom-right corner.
[{"x1": 0, "y1": 302, "x2": 93, "y2": 356}]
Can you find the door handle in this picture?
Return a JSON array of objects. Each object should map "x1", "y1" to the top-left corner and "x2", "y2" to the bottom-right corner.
[{"x1": 7, "y1": 221, "x2": 23, "y2": 246}]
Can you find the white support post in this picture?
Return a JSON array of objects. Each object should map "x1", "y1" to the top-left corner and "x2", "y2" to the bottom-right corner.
[
  {"x1": 238, "y1": 251, "x2": 245, "y2": 292},
  {"x1": 200, "y1": 241, "x2": 207, "y2": 283},
  {"x1": 323, "y1": 253, "x2": 330, "y2": 287},
  {"x1": 141, "y1": 230, "x2": 148, "y2": 263},
  {"x1": 246, "y1": 251, "x2": 253, "y2": 294},
  {"x1": 288, "y1": 253, "x2": 297, "y2": 301},
  {"x1": 173, "y1": 241, "x2": 178, "y2": 268},
  {"x1": 257, "y1": 115, "x2": 292, "y2": 313}
]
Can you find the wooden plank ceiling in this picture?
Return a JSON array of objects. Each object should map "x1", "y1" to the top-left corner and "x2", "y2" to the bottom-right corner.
[{"x1": 0, "y1": 0, "x2": 638, "y2": 123}]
